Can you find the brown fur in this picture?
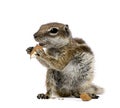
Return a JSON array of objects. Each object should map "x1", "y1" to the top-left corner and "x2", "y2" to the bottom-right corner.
[
  {"x1": 26, "y1": 22, "x2": 104, "y2": 100},
  {"x1": 74, "y1": 38, "x2": 86, "y2": 44},
  {"x1": 39, "y1": 41, "x2": 93, "y2": 70}
]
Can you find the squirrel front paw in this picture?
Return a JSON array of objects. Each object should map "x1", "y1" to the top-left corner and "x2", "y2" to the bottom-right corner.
[
  {"x1": 29, "y1": 45, "x2": 45, "y2": 58},
  {"x1": 26, "y1": 47, "x2": 34, "y2": 54},
  {"x1": 35, "y1": 47, "x2": 45, "y2": 57}
]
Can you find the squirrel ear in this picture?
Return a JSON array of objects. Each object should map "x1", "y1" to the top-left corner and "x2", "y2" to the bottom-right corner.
[
  {"x1": 64, "y1": 24, "x2": 70, "y2": 36},
  {"x1": 64, "y1": 24, "x2": 69, "y2": 30}
]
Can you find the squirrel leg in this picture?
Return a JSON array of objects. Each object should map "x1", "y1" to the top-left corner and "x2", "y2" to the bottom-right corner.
[{"x1": 37, "y1": 69, "x2": 55, "y2": 99}]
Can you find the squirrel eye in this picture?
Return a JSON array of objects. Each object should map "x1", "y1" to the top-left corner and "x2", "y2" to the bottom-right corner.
[{"x1": 49, "y1": 28, "x2": 58, "y2": 34}]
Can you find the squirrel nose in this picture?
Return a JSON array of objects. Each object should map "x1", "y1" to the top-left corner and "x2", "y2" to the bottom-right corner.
[{"x1": 34, "y1": 33, "x2": 38, "y2": 38}]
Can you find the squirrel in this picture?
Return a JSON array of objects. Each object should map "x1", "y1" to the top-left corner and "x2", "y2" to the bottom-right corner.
[{"x1": 26, "y1": 22, "x2": 104, "y2": 101}]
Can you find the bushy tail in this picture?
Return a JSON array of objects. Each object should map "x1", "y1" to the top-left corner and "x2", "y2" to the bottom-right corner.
[
  {"x1": 91, "y1": 84, "x2": 104, "y2": 94},
  {"x1": 84, "y1": 84, "x2": 104, "y2": 95}
]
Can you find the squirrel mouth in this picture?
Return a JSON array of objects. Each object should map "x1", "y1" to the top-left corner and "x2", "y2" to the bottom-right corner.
[{"x1": 39, "y1": 43, "x2": 46, "y2": 46}]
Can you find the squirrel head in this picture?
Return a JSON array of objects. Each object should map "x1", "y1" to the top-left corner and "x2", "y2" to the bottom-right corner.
[{"x1": 34, "y1": 22, "x2": 72, "y2": 48}]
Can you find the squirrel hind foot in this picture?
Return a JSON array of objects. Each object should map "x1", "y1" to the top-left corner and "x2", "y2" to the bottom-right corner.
[
  {"x1": 80, "y1": 93, "x2": 99, "y2": 101},
  {"x1": 37, "y1": 93, "x2": 49, "y2": 99},
  {"x1": 90, "y1": 94, "x2": 99, "y2": 99}
]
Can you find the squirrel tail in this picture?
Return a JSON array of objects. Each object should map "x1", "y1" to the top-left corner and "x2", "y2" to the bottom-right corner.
[{"x1": 90, "y1": 84, "x2": 104, "y2": 94}]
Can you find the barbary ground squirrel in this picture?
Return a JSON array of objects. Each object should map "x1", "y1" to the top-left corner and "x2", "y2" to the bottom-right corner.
[{"x1": 26, "y1": 22, "x2": 104, "y2": 101}]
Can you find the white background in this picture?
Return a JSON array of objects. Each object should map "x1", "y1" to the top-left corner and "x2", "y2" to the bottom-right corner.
[{"x1": 0, "y1": 0, "x2": 120, "y2": 107}]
